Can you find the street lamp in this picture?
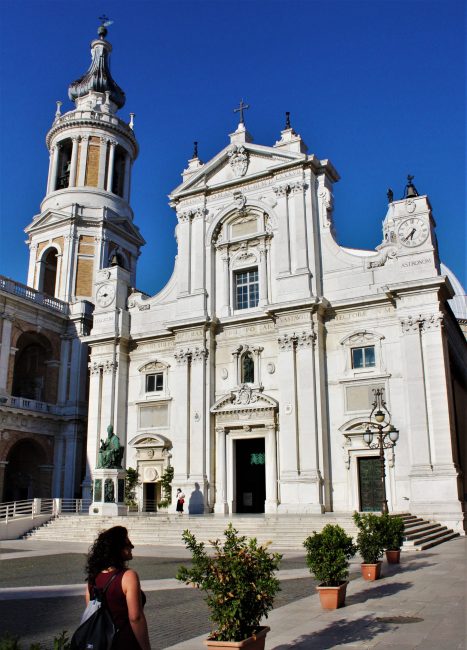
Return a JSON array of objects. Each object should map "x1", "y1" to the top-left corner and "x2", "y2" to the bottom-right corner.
[{"x1": 363, "y1": 388, "x2": 399, "y2": 514}]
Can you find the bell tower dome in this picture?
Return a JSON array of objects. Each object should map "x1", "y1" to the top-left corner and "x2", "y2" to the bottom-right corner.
[{"x1": 25, "y1": 22, "x2": 144, "y2": 303}]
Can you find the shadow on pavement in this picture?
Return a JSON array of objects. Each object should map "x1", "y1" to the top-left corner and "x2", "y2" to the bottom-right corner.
[
  {"x1": 271, "y1": 615, "x2": 392, "y2": 649},
  {"x1": 345, "y1": 580, "x2": 412, "y2": 605}
]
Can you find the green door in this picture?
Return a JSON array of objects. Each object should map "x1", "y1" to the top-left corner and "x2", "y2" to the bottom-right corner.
[{"x1": 358, "y1": 457, "x2": 383, "y2": 511}]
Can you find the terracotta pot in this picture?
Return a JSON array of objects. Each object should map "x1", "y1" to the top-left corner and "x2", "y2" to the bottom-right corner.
[
  {"x1": 204, "y1": 626, "x2": 270, "y2": 649},
  {"x1": 385, "y1": 549, "x2": 401, "y2": 564},
  {"x1": 361, "y1": 561, "x2": 382, "y2": 581},
  {"x1": 316, "y1": 581, "x2": 348, "y2": 609}
]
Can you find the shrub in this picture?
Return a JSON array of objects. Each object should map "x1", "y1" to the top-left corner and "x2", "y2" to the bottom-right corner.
[
  {"x1": 303, "y1": 524, "x2": 357, "y2": 586},
  {"x1": 124, "y1": 467, "x2": 141, "y2": 507},
  {"x1": 176, "y1": 523, "x2": 282, "y2": 642},
  {"x1": 353, "y1": 512, "x2": 386, "y2": 564},
  {"x1": 381, "y1": 514, "x2": 405, "y2": 550},
  {"x1": 160, "y1": 466, "x2": 174, "y2": 504}
]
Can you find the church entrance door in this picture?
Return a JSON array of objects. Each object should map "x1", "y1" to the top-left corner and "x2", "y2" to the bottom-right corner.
[
  {"x1": 235, "y1": 438, "x2": 265, "y2": 513},
  {"x1": 143, "y1": 482, "x2": 158, "y2": 512},
  {"x1": 358, "y1": 457, "x2": 383, "y2": 511}
]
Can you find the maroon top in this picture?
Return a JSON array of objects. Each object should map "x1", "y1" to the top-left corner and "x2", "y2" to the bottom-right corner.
[{"x1": 91, "y1": 569, "x2": 146, "y2": 650}]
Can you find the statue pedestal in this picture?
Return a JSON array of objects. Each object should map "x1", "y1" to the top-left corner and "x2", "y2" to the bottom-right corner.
[{"x1": 89, "y1": 468, "x2": 127, "y2": 516}]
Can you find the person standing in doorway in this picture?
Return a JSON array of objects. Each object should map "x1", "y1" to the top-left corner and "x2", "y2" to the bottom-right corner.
[{"x1": 176, "y1": 488, "x2": 185, "y2": 515}]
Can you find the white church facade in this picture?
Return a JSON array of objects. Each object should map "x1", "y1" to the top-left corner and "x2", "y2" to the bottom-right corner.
[{"x1": 1, "y1": 26, "x2": 466, "y2": 532}]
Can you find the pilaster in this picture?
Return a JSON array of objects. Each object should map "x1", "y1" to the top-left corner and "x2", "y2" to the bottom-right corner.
[{"x1": 0, "y1": 314, "x2": 14, "y2": 392}]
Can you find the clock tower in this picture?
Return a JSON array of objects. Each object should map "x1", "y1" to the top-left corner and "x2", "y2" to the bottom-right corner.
[{"x1": 24, "y1": 22, "x2": 144, "y2": 304}]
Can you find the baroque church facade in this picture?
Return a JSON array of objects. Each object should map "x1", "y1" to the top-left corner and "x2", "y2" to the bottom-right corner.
[{"x1": 1, "y1": 27, "x2": 466, "y2": 531}]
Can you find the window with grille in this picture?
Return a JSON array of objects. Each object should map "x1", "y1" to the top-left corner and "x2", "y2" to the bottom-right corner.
[
  {"x1": 235, "y1": 268, "x2": 259, "y2": 310},
  {"x1": 146, "y1": 373, "x2": 163, "y2": 392},
  {"x1": 351, "y1": 346, "x2": 376, "y2": 369}
]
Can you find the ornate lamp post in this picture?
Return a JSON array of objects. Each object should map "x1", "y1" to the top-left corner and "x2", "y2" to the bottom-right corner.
[{"x1": 363, "y1": 388, "x2": 399, "y2": 514}]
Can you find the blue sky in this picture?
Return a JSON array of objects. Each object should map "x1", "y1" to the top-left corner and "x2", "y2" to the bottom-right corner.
[{"x1": 0, "y1": 0, "x2": 465, "y2": 294}]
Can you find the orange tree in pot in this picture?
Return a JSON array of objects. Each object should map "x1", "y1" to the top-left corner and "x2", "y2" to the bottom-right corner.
[
  {"x1": 176, "y1": 524, "x2": 282, "y2": 649},
  {"x1": 381, "y1": 514, "x2": 405, "y2": 563},
  {"x1": 353, "y1": 512, "x2": 386, "y2": 580},
  {"x1": 303, "y1": 524, "x2": 357, "y2": 610}
]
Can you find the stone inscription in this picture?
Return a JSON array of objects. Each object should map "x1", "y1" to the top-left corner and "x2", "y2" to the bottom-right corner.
[
  {"x1": 401, "y1": 257, "x2": 431, "y2": 268},
  {"x1": 222, "y1": 323, "x2": 276, "y2": 339},
  {"x1": 277, "y1": 313, "x2": 311, "y2": 326},
  {"x1": 135, "y1": 340, "x2": 174, "y2": 353},
  {"x1": 175, "y1": 328, "x2": 205, "y2": 343},
  {"x1": 335, "y1": 307, "x2": 393, "y2": 322}
]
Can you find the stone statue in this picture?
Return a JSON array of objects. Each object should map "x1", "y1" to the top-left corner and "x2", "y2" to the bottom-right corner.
[{"x1": 97, "y1": 424, "x2": 124, "y2": 469}]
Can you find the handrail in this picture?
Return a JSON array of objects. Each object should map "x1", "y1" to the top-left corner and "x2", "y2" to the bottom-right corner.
[
  {"x1": 0, "y1": 497, "x2": 91, "y2": 523},
  {"x1": 0, "y1": 276, "x2": 69, "y2": 315}
]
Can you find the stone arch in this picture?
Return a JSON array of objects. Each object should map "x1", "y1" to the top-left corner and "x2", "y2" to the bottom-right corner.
[
  {"x1": 3, "y1": 437, "x2": 51, "y2": 501},
  {"x1": 207, "y1": 198, "x2": 277, "y2": 246},
  {"x1": 12, "y1": 331, "x2": 56, "y2": 403},
  {"x1": 38, "y1": 246, "x2": 60, "y2": 297}
]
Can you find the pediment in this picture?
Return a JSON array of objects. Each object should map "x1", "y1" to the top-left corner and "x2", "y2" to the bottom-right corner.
[
  {"x1": 171, "y1": 143, "x2": 306, "y2": 197},
  {"x1": 128, "y1": 433, "x2": 172, "y2": 448},
  {"x1": 107, "y1": 217, "x2": 146, "y2": 245},
  {"x1": 25, "y1": 209, "x2": 71, "y2": 233},
  {"x1": 211, "y1": 385, "x2": 278, "y2": 414}
]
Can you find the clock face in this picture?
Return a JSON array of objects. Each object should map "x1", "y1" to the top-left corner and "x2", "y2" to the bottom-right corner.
[
  {"x1": 96, "y1": 283, "x2": 115, "y2": 307},
  {"x1": 397, "y1": 217, "x2": 430, "y2": 248}
]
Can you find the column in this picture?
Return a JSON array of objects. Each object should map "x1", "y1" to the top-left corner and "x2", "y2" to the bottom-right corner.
[
  {"x1": 63, "y1": 427, "x2": 78, "y2": 498},
  {"x1": 27, "y1": 243, "x2": 38, "y2": 288},
  {"x1": 68, "y1": 137, "x2": 79, "y2": 186},
  {"x1": 399, "y1": 316, "x2": 432, "y2": 469},
  {"x1": 264, "y1": 425, "x2": 278, "y2": 512},
  {"x1": 277, "y1": 333, "x2": 299, "y2": 509},
  {"x1": 100, "y1": 359, "x2": 117, "y2": 429},
  {"x1": 171, "y1": 349, "x2": 191, "y2": 497},
  {"x1": 214, "y1": 427, "x2": 228, "y2": 513},
  {"x1": 84, "y1": 362, "x2": 103, "y2": 493},
  {"x1": 259, "y1": 243, "x2": 268, "y2": 306},
  {"x1": 57, "y1": 335, "x2": 71, "y2": 405},
  {"x1": 177, "y1": 213, "x2": 191, "y2": 296},
  {"x1": 106, "y1": 140, "x2": 117, "y2": 192},
  {"x1": 52, "y1": 435, "x2": 65, "y2": 496},
  {"x1": 67, "y1": 337, "x2": 83, "y2": 404},
  {"x1": 123, "y1": 153, "x2": 131, "y2": 201},
  {"x1": 189, "y1": 347, "x2": 208, "y2": 511},
  {"x1": 289, "y1": 180, "x2": 309, "y2": 272},
  {"x1": 219, "y1": 246, "x2": 231, "y2": 316},
  {"x1": 191, "y1": 209, "x2": 205, "y2": 293},
  {"x1": 0, "y1": 315, "x2": 14, "y2": 392},
  {"x1": 0, "y1": 461, "x2": 8, "y2": 502},
  {"x1": 48, "y1": 143, "x2": 61, "y2": 193},
  {"x1": 77, "y1": 136, "x2": 89, "y2": 186},
  {"x1": 273, "y1": 185, "x2": 291, "y2": 275},
  {"x1": 296, "y1": 330, "x2": 323, "y2": 510},
  {"x1": 98, "y1": 137, "x2": 108, "y2": 189}
]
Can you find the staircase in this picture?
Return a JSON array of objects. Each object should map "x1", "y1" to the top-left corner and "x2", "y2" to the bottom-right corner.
[
  {"x1": 24, "y1": 513, "x2": 358, "y2": 549},
  {"x1": 400, "y1": 513, "x2": 460, "y2": 551}
]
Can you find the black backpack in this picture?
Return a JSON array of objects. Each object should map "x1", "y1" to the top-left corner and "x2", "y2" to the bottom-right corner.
[{"x1": 70, "y1": 572, "x2": 119, "y2": 650}]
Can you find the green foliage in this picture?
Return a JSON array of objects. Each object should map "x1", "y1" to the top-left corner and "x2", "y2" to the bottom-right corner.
[
  {"x1": 353, "y1": 511, "x2": 386, "y2": 563},
  {"x1": 380, "y1": 514, "x2": 405, "y2": 550},
  {"x1": 157, "y1": 499, "x2": 169, "y2": 509},
  {"x1": 0, "y1": 631, "x2": 70, "y2": 650},
  {"x1": 124, "y1": 467, "x2": 141, "y2": 506},
  {"x1": 176, "y1": 523, "x2": 282, "y2": 642},
  {"x1": 160, "y1": 465, "x2": 174, "y2": 503},
  {"x1": 303, "y1": 524, "x2": 357, "y2": 586}
]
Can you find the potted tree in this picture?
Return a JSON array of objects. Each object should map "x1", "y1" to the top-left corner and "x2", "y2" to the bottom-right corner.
[
  {"x1": 381, "y1": 514, "x2": 405, "y2": 563},
  {"x1": 176, "y1": 523, "x2": 282, "y2": 649},
  {"x1": 303, "y1": 524, "x2": 357, "y2": 610},
  {"x1": 353, "y1": 512, "x2": 386, "y2": 580}
]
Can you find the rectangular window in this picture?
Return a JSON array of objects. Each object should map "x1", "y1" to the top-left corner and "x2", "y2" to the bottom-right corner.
[
  {"x1": 235, "y1": 268, "x2": 259, "y2": 310},
  {"x1": 351, "y1": 346, "x2": 376, "y2": 369},
  {"x1": 146, "y1": 373, "x2": 163, "y2": 392}
]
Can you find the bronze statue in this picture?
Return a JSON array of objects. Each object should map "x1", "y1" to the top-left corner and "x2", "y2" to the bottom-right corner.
[{"x1": 97, "y1": 424, "x2": 124, "y2": 469}]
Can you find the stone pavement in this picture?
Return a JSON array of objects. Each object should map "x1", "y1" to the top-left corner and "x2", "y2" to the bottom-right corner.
[{"x1": 0, "y1": 536, "x2": 465, "y2": 649}]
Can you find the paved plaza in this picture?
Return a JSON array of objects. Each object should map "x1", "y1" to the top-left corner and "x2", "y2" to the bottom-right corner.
[{"x1": 0, "y1": 536, "x2": 465, "y2": 649}]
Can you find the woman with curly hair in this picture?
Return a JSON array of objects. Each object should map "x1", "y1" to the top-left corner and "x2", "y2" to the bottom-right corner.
[{"x1": 85, "y1": 525, "x2": 150, "y2": 650}]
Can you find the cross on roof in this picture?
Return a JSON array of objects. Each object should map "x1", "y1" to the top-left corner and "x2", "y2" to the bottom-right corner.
[{"x1": 234, "y1": 99, "x2": 250, "y2": 125}]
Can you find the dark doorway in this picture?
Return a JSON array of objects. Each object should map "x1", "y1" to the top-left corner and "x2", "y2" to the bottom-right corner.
[
  {"x1": 235, "y1": 438, "x2": 265, "y2": 513},
  {"x1": 143, "y1": 482, "x2": 157, "y2": 512},
  {"x1": 3, "y1": 440, "x2": 47, "y2": 501},
  {"x1": 42, "y1": 249, "x2": 58, "y2": 297},
  {"x1": 358, "y1": 457, "x2": 383, "y2": 511}
]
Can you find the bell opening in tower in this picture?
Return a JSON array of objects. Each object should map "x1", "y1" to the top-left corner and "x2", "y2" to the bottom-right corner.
[{"x1": 55, "y1": 139, "x2": 72, "y2": 190}]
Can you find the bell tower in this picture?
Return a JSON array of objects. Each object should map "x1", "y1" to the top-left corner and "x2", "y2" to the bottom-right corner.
[{"x1": 25, "y1": 21, "x2": 144, "y2": 303}]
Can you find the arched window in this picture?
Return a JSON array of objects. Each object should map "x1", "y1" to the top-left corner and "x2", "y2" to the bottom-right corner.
[
  {"x1": 12, "y1": 332, "x2": 53, "y2": 402},
  {"x1": 41, "y1": 248, "x2": 58, "y2": 297},
  {"x1": 241, "y1": 352, "x2": 255, "y2": 384}
]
